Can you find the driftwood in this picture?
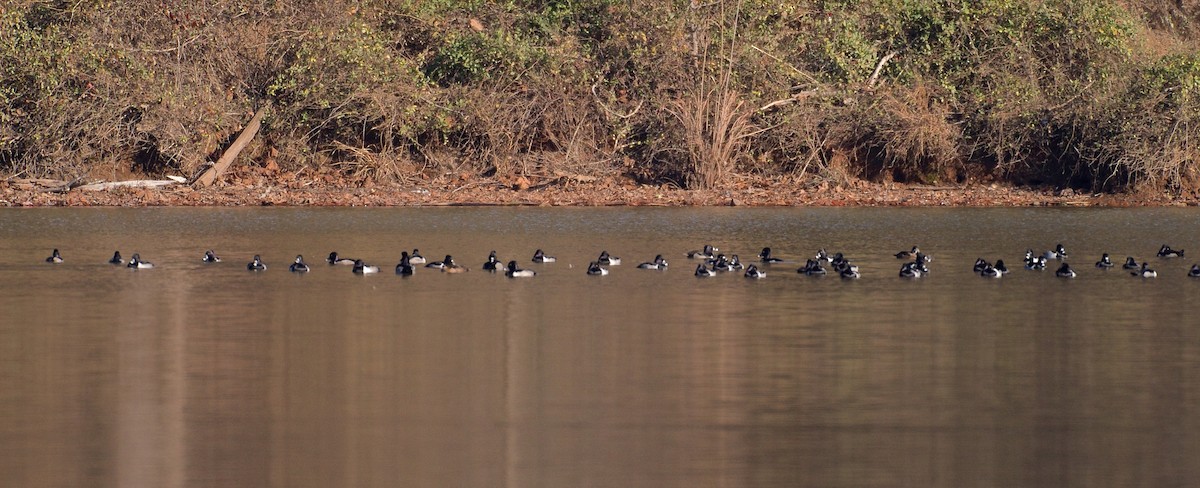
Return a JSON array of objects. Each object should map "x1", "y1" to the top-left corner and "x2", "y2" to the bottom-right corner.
[
  {"x1": 76, "y1": 180, "x2": 178, "y2": 191},
  {"x1": 193, "y1": 105, "x2": 268, "y2": 186}
]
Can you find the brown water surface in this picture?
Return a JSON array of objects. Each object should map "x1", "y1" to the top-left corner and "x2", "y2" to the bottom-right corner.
[{"x1": 1, "y1": 207, "x2": 1198, "y2": 487}]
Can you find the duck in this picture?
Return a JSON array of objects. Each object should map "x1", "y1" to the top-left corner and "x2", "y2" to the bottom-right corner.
[
  {"x1": 202, "y1": 250, "x2": 221, "y2": 263},
  {"x1": 426, "y1": 255, "x2": 455, "y2": 269},
  {"x1": 247, "y1": 255, "x2": 267, "y2": 271},
  {"x1": 799, "y1": 259, "x2": 826, "y2": 276},
  {"x1": 727, "y1": 254, "x2": 745, "y2": 270},
  {"x1": 979, "y1": 264, "x2": 1002, "y2": 278},
  {"x1": 407, "y1": 249, "x2": 426, "y2": 265},
  {"x1": 899, "y1": 262, "x2": 923, "y2": 278},
  {"x1": 711, "y1": 254, "x2": 731, "y2": 271},
  {"x1": 597, "y1": 251, "x2": 621, "y2": 265},
  {"x1": 352, "y1": 259, "x2": 379, "y2": 274},
  {"x1": 839, "y1": 265, "x2": 860, "y2": 279},
  {"x1": 482, "y1": 251, "x2": 501, "y2": 272},
  {"x1": 587, "y1": 261, "x2": 609, "y2": 276},
  {"x1": 1096, "y1": 253, "x2": 1114, "y2": 268},
  {"x1": 913, "y1": 253, "x2": 932, "y2": 273},
  {"x1": 688, "y1": 244, "x2": 717, "y2": 259},
  {"x1": 127, "y1": 253, "x2": 154, "y2": 269},
  {"x1": 108, "y1": 251, "x2": 124, "y2": 265},
  {"x1": 1025, "y1": 256, "x2": 1047, "y2": 270},
  {"x1": 1043, "y1": 244, "x2": 1068, "y2": 260},
  {"x1": 505, "y1": 260, "x2": 536, "y2": 277},
  {"x1": 744, "y1": 264, "x2": 766, "y2": 279},
  {"x1": 1190, "y1": 264, "x2": 1200, "y2": 277},
  {"x1": 1157, "y1": 244, "x2": 1184, "y2": 258},
  {"x1": 1055, "y1": 262, "x2": 1076, "y2": 278},
  {"x1": 894, "y1": 246, "x2": 920, "y2": 259},
  {"x1": 327, "y1": 252, "x2": 356, "y2": 265},
  {"x1": 395, "y1": 252, "x2": 415, "y2": 276},
  {"x1": 45, "y1": 248, "x2": 63, "y2": 263},
  {"x1": 814, "y1": 248, "x2": 831, "y2": 262},
  {"x1": 695, "y1": 263, "x2": 716, "y2": 277},
  {"x1": 759, "y1": 247, "x2": 784, "y2": 263},
  {"x1": 289, "y1": 255, "x2": 310, "y2": 273},
  {"x1": 442, "y1": 261, "x2": 469, "y2": 273},
  {"x1": 532, "y1": 249, "x2": 556, "y2": 263},
  {"x1": 637, "y1": 255, "x2": 668, "y2": 270},
  {"x1": 1123, "y1": 257, "x2": 1139, "y2": 269},
  {"x1": 973, "y1": 258, "x2": 990, "y2": 273},
  {"x1": 994, "y1": 259, "x2": 1009, "y2": 274},
  {"x1": 1132, "y1": 262, "x2": 1157, "y2": 278}
]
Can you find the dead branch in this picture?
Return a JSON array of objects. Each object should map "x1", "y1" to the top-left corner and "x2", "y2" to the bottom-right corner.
[
  {"x1": 76, "y1": 180, "x2": 179, "y2": 191},
  {"x1": 868, "y1": 50, "x2": 900, "y2": 88},
  {"x1": 193, "y1": 105, "x2": 268, "y2": 186}
]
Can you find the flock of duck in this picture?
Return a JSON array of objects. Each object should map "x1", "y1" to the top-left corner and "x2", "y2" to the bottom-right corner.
[{"x1": 36, "y1": 243, "x2": 1198, "y2": 279}]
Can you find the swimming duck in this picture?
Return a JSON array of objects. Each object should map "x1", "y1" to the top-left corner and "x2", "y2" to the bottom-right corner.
[
  {"x1": 695, "y1": 263, "x2": 716, "y2": 277},
  {"x1": 759, "y1": 247, "x2": 784, "y2": 263},
  {"x1": 973, "y1": 258, "x2": 990, "y2": 273},
  {"x1": 894, "y1": 246, "x2": 920, "y2": 259},
  {"x1": 994, "y1": 259, "x2": 1009, "y2": 274},
  {"x1": 45, "y1": 248, "x2": 63, "y2": 263},
  {"x1": 1123, "y1": 257, "x2": 1139, "y2": 269},
  {"x1": 407, "y1": 249, "x2": 426, "y2": 265},
  {"x1": 726, "y1": 254, "x2": 745, "y2": 271},
  {"x1": 108, "y1": 251, "x2": 124, "y2": 265},
  {"x1": 913, "y1": 253, "x2": 932, "y2": 273},
  {"x1": 290, "y1": 255, "x2": 310, "y2": 273},
  {"x1": 482, "y1": 251, "x2": 501, "y2": 271},
  {"x1": 327, "y1": 252, "x2": 356, "y2": 265},
  {"x1": 979, "y1": 264, "x2": 1002, "y2": 278},
  {"x1": 1044, "y1": 244, "x2": 1068, "y2": 260},
  {"x1": 587, "y1": 261, "x2": 609, "y2": 276},
  {"x1": 395, "y1": 252, "x2": 414, "y2": 276},
  {"x1": 505, "y1": 260, "x2": 536, "y2": 277},
  {"x1": 744, "y1": 264, "x2": 766, "y2": 279},
  {"x1": 597, "y1": 251, "x2": 621, "y2": 266},
  {"x1": 799, "y1": 259, "x2": 826, "y2": 276},
  {"x1": 1025, "y1": 256, "x2": 1047, "y2": 270},
  {"x1": 532, "y1": 249, "x2": 556, "y2": 263},
  {"x1": 1055, "y1": 263, "x2": 1076, "y2": 278},
  {"x1": 839, "y1": 265, "x2": 860, "y2": 279},
  {"x1": 637, "y1": 255, "x2": 668, "y2": 270},
  {"x1": 203, "y1": 250, "x2": 221, "y2": 263},
  {"x1": 352, "y1": 259, "x2": 379, "y2": 274},
  {"x1": 426, "y1": 255, "x2": 455, "y2": 269},
  {"x1": 442, "y1": 261, "x2": 469, "y2": 273},
  {"x1": 1132, "y1": 262, "x2": 1157, "y2": 278},
  {"x1": 711, "y1": 254, "x2": 731, "y2": 271},
  {"x1": 814, "y1": 248, "x2": 831, "y2": 262},
  {"x1": 899, "y1": 262, "x2": 923, "y2": 278},
  {"x1": 247, "y1": 255, "x2": 267, "y2": 271},
  {"x1": 1189, "y1": 264, "x2": 1200, "y2": 277},
  {"x1": 127, "y1": 253, "x2": 154, "y2": 269},
  {"x1": 688, "y1": 245, "x2": 717, "y2": 260},
  {"x1": 1157, "y1": 245, "x2": 1184, "y2": 258},
  {"x1": 1096, "y1": 253, "x2": 1114, "y2": 268}
]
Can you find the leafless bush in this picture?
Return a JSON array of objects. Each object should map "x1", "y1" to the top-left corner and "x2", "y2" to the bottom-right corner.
[{"x1": 668, "y1": 87, "x2": 755, "y2": 189}]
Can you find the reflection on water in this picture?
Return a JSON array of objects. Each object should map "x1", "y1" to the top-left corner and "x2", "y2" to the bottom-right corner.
[{"x1": 1, "y1": 207, "x2": 1199, "y2": 487}]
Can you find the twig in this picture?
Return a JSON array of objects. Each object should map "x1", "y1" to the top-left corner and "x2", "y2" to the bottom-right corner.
[{"x1": 868, "y1": 50, "x2": 900, "y2": 88}]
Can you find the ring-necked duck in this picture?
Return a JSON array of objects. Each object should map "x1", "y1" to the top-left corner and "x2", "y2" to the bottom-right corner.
[
  {"x1": 1190, "y1": 264, "x2": 1200, "y2": 277},
  {"x1": 532, "y1": 249, "x2": 556, "y2": 263},
  {"x1": 395, "y1": 252, "x2": 415, "y2": 276},
  {"x1": 108, "y1": 251, "x2": 124, "y2": 265},
  {"x1": 127, "y1": 253, "x2": 154, "y2": 269},
  {"x1": 352, "y1": 259, "x2": 379, "y2": 274},
  {"x1": 327, "y1": 252, "x2": 356, "y2": 265},
  {"x1": 45, "y1": 248, "x2": 63, "y2": 263},
  {"x1": 1044, "y1": 244, "x2": 1068, "y2": 260},
  {"x1": 814, "y1": 248, "x2": 831, "y2": 262},
  {"x1": 894, "y1": 246, "x2": 919, "y2": 259},
  {"x1": 744, "y1": 264, "x2": 766, "y2": 278},
  {"x1": 1132, "y1": 262, "x2": 1157, "y2": 278},
  {"x1": 799, "y1": 259, "x2": 826, "y2": 276},
  {"x1": 839, "y1": 265, "x2": 860, "y2": 279},
  {"x1": 587, "y1": 261, "x2": 609, "y2": 276},
  {"x1": 759, "y1": 247, "x2": 784, "y2": 263},
  {"x1": 1123, "y1": 256, "x2": 1139, "y2": 269},
  {"x1": 506, "y1": 260, "x2": 536, "y2": 277},
  {"x1": 1096, "y1": 253, "x2": 1114, "y2": 268},
  {"x1": 1157, "y1": 245, "x2": 1184, "y2": 258},
  {"x1": 203, "y1": 250, "x2": 221, "y2": 263},
  {"x1": 973, "y1": 258, "x2": 990, "y2": 273},
  {"x1": 597, "y1": 251, "x2": 620, "y2": 266},
  {"x1": 727, "y1": 254, "x2": 744, "y2": 270},
  {"x1": 1055, "y1": 263, "x2": 1076, "y2": 278},
  {"x1": 637, "y1": 255, "x2": 668, "y2": 270},
  {"x1": 247, "y1": 255, "x2": 267, "y2": 271},
  {"x1": 1025, "y1": 256, "x2": 1047, "y2": 270},
  {"x1": 979, "y1": 264, "x2": 1002, "y2": 278},
  {"x1": 695, "y1": 263, "x2": 715, "y2": 277},
  {"x1": 290, "y1": 255, "x2": 310, "y2": 272},
  {"x1": 482, "y1": 251, "x2": 501, "y2": 271},
  {"x1": 994, "y1": 259, "x2": 1009, "y2": 274},
  {"x1": 899, "y1": 262, "x2": 922, "y2": 278},
  {"x1": 688, "y1": 245, "x2": 718, "y2": 260},
  {"x1": 407, "y1": 249, "x2": 427, "y2": 265},
  {"x1": 426, "y1": 255, "x2": 455, "y2": 269}
]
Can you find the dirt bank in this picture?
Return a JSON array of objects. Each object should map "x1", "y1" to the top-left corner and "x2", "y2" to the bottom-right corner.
[{"x1": 3, "y1": 168, "x2": 1193, "y2": 208}]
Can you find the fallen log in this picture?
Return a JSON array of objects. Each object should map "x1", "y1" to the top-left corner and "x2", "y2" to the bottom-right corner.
[
  {"x1": 76, "y1": 180, "x2": 178, "y2": 191},
  {"x1": 193, "y1": 105, "x2": 268, "y2": 186}
]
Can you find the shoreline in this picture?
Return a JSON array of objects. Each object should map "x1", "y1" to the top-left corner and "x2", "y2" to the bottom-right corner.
[{"x1": 1, "y1": 174, "x2": 1194, "y2": 208}]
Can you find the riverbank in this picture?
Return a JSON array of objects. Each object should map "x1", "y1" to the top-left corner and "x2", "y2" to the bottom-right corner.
[{"x1": 2, "y1": 171, "x2": 1191, "y2": 207}]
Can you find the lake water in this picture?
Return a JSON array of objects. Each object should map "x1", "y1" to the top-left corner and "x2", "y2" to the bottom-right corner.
[{"x1": 1, "y1": 207, "x2": 1198, "y2": 487}]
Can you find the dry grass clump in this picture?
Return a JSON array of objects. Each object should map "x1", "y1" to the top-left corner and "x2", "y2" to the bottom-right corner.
[{"x1": 667, "y1": 87, "x2": 756, "y2": 189}]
